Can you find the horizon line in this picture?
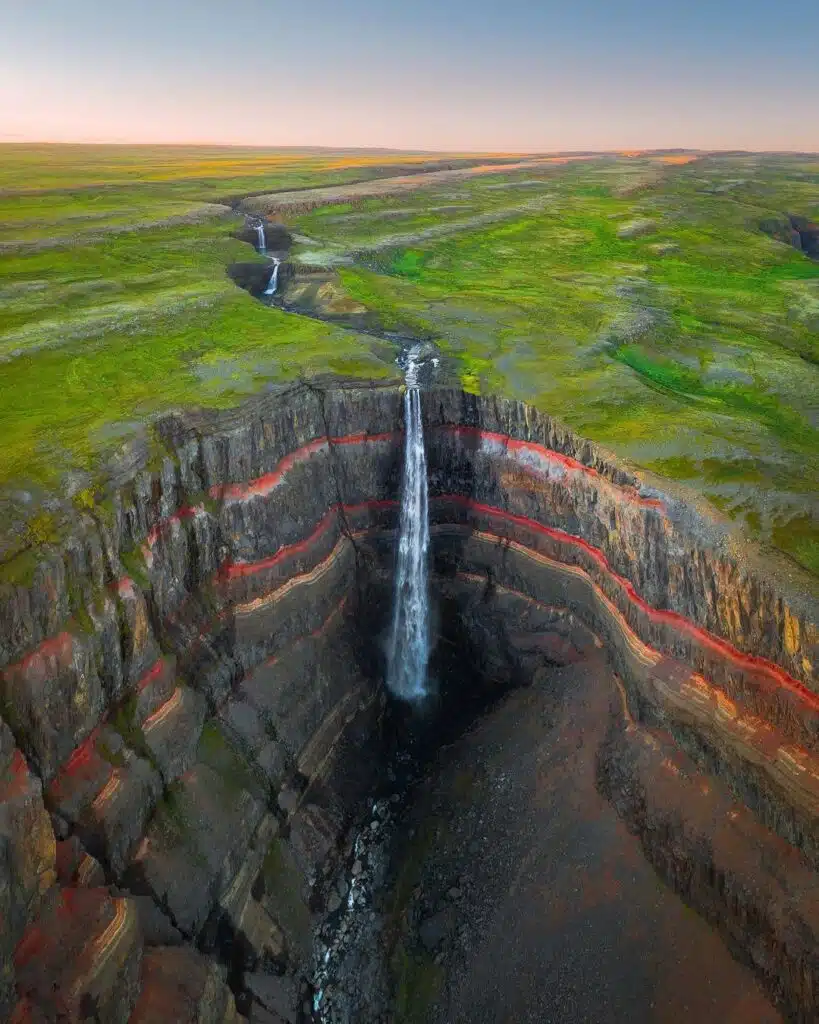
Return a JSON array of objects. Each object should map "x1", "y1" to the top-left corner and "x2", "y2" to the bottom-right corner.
[{"x1": 2, "y1": 140, "x2": 819, "y2": 157}]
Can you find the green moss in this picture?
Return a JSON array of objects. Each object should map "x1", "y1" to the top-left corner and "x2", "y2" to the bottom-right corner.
[
  {"x1": 261, "y1": 838, "x2": 313, "y2": 954},
  {"x1": 387, "y1": 816, "x2": 445, "y2": 933},
  {"x1": 391, "y1": 942, "x2": 445, "y2": 1024},
  {"x1": 95, "y1": 497, "x2": 117, "y2": 529},
  {"x1": 0, "y1": 547, "x2": 42, "y2": 587},
  {"x1": 0, "y1": 223, "x2": 395, "y2": 489},
  {"x1": 111, "y1": 692, "x2": 141, "y2": 747},
  {"x1": 110, "y1": 690, "x2": 161, "y2": 772},
  {"x1": 120, "y1": 547, "x2": 150, "y2": 590},
  {"x1": 614, "y1": 345, "x2": 704, "y2": 395},
  {"x1": 24, "y1": 511, "x2": 59, "y2": 546},
  {"x1": 389, "y1": 249, "x2": 428, "y2": 279},
  {"x1": 650, "y1": 455, "x2": 700, "y2": 480},
  {"x1": 151, "y1": 783, "x2": 207, "y2": 872},
  {"x1": 2, "y1": 149, "x2": 818, "y2": 577},
  {"x1": 201, "y1": 493, "x2": 222, "y2": 517},
  {"x1": 153, "y1": 784, "x2": 198, "y2": 855},
  {"x1": 96, "y1": 737, "x2": 127, "y2": 770},
  {"x1": 72, "y1": 487, "x2": 98, "y2": 514},
  {"x1": 196, "y1": 720, "x2": 257, "y2": 797},
  {"x1": 772, "y1": 514, "x2": 819, "y2": 576},
  {"x1": 71, "y1": 604, "x2": 95, "y2": 636}
]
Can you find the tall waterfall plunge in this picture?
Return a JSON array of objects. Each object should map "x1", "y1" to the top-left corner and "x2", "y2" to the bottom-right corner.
[
  {"x1": 255, "y1": 221, "x2": 266, "y2": 253},
  {"x1": 387, "y1": 351, "x2": 431, "y2": 701}
]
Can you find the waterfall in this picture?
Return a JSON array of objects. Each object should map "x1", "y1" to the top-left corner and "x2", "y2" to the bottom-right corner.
[
  {"x1": 264, "y1": 257, "x2": 281, "y2": 297},
  {"x1": 255, "y1": 221, "x2": 266, "y2": 253},
  {"x1": 387, "y1": 350, "x2": 430, "y2": 701}
]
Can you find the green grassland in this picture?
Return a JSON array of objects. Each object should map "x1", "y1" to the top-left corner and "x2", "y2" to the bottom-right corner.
[
  {"x1": 0, "y1": 145, "x2": 510, "y2": 244},
  {"x1": 289, "y1": 156, "x2": 819, "y2": 575},
  {"x1": 0, "y1": 146, "x2": 817, "y2": 580},
  {"x1": 0, "y1": 147, "x2": 441, "y2": 542}
]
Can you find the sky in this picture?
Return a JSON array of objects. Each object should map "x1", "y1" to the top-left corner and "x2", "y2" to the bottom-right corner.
[{"x1": 2, "y1": 0, "x2": 818, "y2": 151}]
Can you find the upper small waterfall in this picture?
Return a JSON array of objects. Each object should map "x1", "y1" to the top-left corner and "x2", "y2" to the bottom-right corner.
[
  {"x1": 255, "y1": 221, "x2": 267, "y2": 253},
  {"x1": 387, "y1": 346, "x2": 431, "y2": 701},
  {"x1": 264, "y1": 258, "x2": 281, "y2": 297}
]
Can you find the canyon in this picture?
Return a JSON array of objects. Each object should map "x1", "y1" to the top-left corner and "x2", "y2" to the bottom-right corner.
[{"x1": 1, "y1": 377, "x2": 817, "y2": 1022}]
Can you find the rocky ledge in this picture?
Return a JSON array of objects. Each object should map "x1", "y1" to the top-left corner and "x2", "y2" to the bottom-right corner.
[{"x1": 0, "y1": 383, "x2": 817, "y2": 1022}]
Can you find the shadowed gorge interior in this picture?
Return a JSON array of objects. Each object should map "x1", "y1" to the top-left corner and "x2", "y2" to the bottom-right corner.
[
  {"x1": 1, "y1": 381, "x2": 817, "y2": 1023},
  {"x1": 2, "y1": 0, "x2": 819, "y2": 1010}
]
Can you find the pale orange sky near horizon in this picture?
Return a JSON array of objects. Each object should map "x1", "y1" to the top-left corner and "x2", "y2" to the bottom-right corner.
[{"x1": 2, "y1": 0, "x2": 818, "y2": 152}]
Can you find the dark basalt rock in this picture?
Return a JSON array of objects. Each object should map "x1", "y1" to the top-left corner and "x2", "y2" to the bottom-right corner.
[
  {"x1": 0, "y1": 383, "x2": 816, "y2": 1022},
  {"x1": 790, "y1": 215, "x2": 819, "y2": 258},
  {"x1": 232, "y1": 223, "x2": 293, "y2": 253},
  {"x1": 227, "y1": 262, "x2": 279, "y2": 300},
  {"x1": 759, "y1": 213, "x2": 819, "y2": 258}
]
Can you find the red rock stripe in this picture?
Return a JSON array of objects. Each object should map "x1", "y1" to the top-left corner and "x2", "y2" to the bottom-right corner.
[
  {"x1": 434, "y1": 496, "x2": 815, "y2": 710},
  {"x1": 59, "y1": 726, "x2": 102, "y2": 778},
  {"x1": 135, "y1": 658, "x2": 166, "y2": 693},
  {"x1": 141, "y1": 425, "x2": 661, "y2": 553},
  {"x1": 210, "y1": 432, "x2": 398, "y2": 503},
  {"x1": 219, "y1": 500, "x2": 396, "y2": 580},
  {"x1": 257, "y1": 595, "x2": 350, "y2": 671},
  {"x1": 206, "y1": 427, "x2": 661, "y2": 511},
  {"x1": 5, "y1": 493, "x2": 809, "y2": 725},
  {"x1": 144, "y1": 504, "x2": 201, "y2": 549},
  {"x1": 435, "y1": 425, "x2": 665, "y2": 510},
  {"x1": 11, "y1": 748, "x2": 27, "y2": 778},
  {"x1": 219, "y1": 494, "x2": 810, "y2": 712},
  {"x1": 142, "y1": 687, "x2": 183, "y2": 732},
  {"x1": 3, "y1": 630, "x2": 74, "y2": 677}
]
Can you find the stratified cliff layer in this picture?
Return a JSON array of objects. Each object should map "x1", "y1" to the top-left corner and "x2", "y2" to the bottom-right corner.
[{"x1": 0, "y1": 384, "x2": 817, "y2": 1022}]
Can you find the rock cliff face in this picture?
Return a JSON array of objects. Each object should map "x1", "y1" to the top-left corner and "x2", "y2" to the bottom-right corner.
[{"x1": 0, "y1": 383, "x2": 817, "y2": 1022}]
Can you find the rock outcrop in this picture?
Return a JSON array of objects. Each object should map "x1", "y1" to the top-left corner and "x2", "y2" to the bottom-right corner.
[{"x1": 0, "y1": 382, "x2": 817, "y2": 1021}]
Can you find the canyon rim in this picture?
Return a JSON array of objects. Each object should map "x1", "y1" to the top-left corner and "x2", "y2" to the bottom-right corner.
[{"x1": 0, "y1": 146, "x2": 818, "y2": 1024}]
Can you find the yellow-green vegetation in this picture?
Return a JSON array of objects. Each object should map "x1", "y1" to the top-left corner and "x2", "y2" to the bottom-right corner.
[
  {"x1": 196, "y1": 720, "x2": 258, "y2": 797},
  {"x1": 261, "y1": 838, "x2": 313, "y2": 955},
  {"x1": 2, "y1": 146, "x2": 818, "y2": 578},
  {"x1": 0, "y1": 148, "x2": 431, "y2": 494},
  {"x1": 24, "y1": 510, "x2": 59, "y2": 546},
  {"x1": 1, "y1": 144, "x2": 506, "y2": 194},
  {"x1": 293, "y1": 155, "x2": 819, "y2": 576},
  {"x1": 111, "y1": 691, "x2": 157, "y2": 772},
  {"x1": 391, "y1": 942, "x2": 445, "y2": 1024},
  {"x1": 383, "y1": 813, "x2": 449, "y2": 1020}
]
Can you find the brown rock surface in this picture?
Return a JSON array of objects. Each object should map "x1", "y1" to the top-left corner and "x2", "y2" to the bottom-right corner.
[
  {"x1": 0, "y1": 382, "x2": 816, "y2": 1021},
  {"x1": 128, "y1": 946, "x2": 242, "y2": 1024},
  {"x1": 0, "y1": 720, "x2": 56, "y2": 1017},
  {"x1": 14, "y1": 887, "x2": 142, "y2": 1023}
]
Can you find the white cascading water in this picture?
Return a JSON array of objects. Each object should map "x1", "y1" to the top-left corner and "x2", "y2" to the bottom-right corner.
[
  {"x1": 255, "y1": 221, "x2": 266, "y2": 253},
  {"x1": 264, "y1": 257, "x2": 281, "y2": 296},
  {"x1": 386, "y1": 349, "x2": 430, "y2": 701}
]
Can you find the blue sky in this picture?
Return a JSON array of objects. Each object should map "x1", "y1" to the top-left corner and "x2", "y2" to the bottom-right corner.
[{"x1": 2, "y1": 0, "x2": 818, "y2": 149}]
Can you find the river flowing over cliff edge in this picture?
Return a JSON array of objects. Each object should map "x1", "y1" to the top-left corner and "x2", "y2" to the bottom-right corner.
[{"x1": 0, "y1": 382, "x2": 817, "y2": 1023}]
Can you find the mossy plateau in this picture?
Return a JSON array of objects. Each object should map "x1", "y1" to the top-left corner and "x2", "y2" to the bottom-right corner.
[
  {"x1": 299, "y1": 155, "x2": 819, "y2": 576},
  {"x1": 1, "y1": 147, "x2": 817, "y2": 579}
]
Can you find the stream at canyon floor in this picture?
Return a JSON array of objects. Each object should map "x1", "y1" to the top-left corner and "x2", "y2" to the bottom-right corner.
[
  {"x1": 306, "y1": 652, "x2": 780, "y2": 1024},
  {"x1": 2, "y1": 157, "x2": 818, "y2": 1024},
  {"x1": 305, "y1": 374, "x2": 779, "y2": 1021}
]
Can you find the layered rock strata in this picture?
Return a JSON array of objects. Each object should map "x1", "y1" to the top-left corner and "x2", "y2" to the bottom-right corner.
[{"x1": 0, "y1": 383, "x2": 817, "y2": 1021}]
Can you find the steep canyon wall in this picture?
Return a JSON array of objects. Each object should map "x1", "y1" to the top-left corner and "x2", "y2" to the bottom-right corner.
[{"x1": 0, "y1": 384, "x2": 817, "y2": 1022}]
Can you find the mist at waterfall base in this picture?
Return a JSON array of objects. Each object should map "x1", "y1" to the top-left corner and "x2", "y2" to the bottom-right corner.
[{"x1": 386, "y1": 356, "x2": 431, "y2": 703}]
